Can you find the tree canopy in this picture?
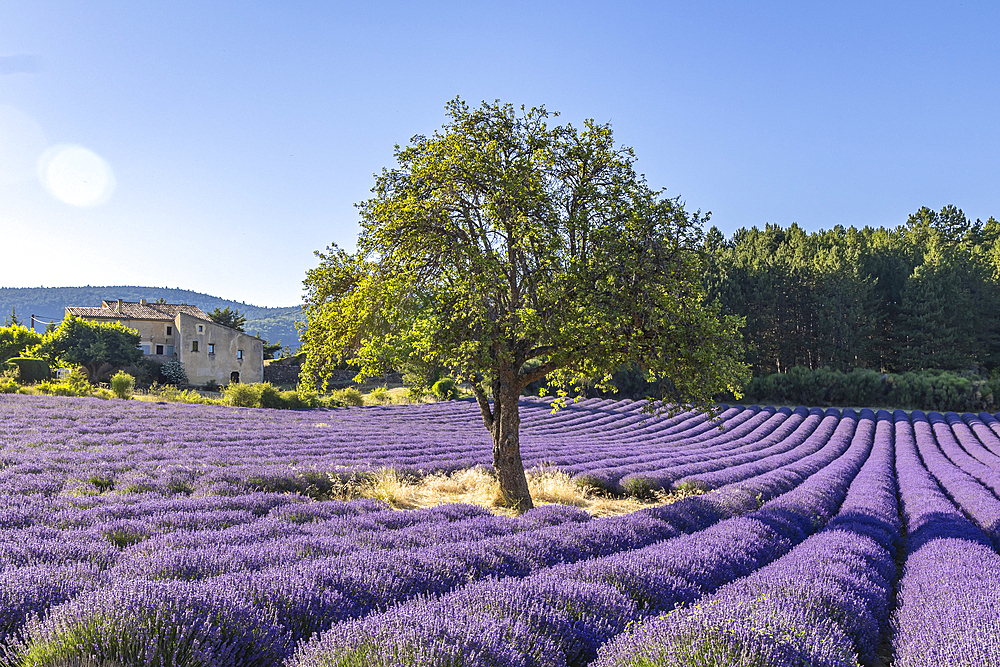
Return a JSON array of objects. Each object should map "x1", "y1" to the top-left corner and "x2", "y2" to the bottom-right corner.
[
  {"x1": 300, "y1": 99, "x2": 749, "y2": 509},
  {"x1": 33, "y1": 316, "x2": 142, "y2": 382},
  {"x1": 0, "y1": 323, "x2": 42, "y2": 365},
  {"x1": 207, "y1": 306, "x2": 247, "y2": 331},
  {"x1": 705, "y1": 205, "x2": 1000, "y2": 376}
]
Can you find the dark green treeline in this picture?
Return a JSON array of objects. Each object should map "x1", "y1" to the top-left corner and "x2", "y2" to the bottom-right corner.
[{"x1": 704, "y1": 205, "x2": 1000, "y2": 377}]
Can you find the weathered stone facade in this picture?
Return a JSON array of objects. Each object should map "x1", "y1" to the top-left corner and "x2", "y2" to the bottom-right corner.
[{"x1": 66, "y1": 299, "x2": 264, "y2": 386}]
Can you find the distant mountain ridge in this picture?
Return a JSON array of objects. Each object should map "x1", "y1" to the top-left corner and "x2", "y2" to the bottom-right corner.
[{"x1": 0, "y1": 286, "x2": 303, "y2": 349}]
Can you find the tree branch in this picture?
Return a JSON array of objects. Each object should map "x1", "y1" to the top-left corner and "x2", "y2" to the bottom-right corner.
[{"x1": 469, "y1": 375, "x2": 494, "y2": 431}]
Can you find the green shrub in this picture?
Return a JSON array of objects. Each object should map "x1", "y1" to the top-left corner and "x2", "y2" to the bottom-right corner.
[
  {"x1": 0, "y1": 323, "x2": 43, "y2": 365},
  {"x1": 65, "y1": 367, "x2": 93, "y2": 396},
  {"x1": 367, "y1": 385, "x2": 391, "y2": 405},
  {"x1": 221, "y1": 382, "x2": 284, "y2": 408},
  {"x1": 293, "y1": 387, "x2": 320, "y2": 408},
  {"x1": 431, "y1": 378, "x2": 458, "y2": 400},
  {"x1": 278, "y1": 390, "x2": 309, "y2": 409},
  {"x1": 224, "y1": 382, "x2": 262, "y2": 408},
  {"x1": 330, "y1": 387, "x2": 364, "y2": 406},
  {"x1": 407, "y1": 385, "x2": 429, "y2": 402},
  {"x1": 0, "y1": 376, "x2": 18, "y2": 393},
  {"x1": 744, "y1": 366, "x2": 995, "y2": 412},
  {"x1": 153, "y1": 384, "x2": 217, "y2": 404},
  {"x1": 258, "y1": 383, "x2": 283, "y2": 408},
  {"x1": 159, "y1": 360, "x2": 188, "y2": 385},
  {"x1": 5, "y1": 357, "x2": 49, "y2": 383},
  {"x1": 33, "y1": 368, "x2": 94, "y2": 398},
  {"x1": 110, "y1": 371, "x2": 135, "y2": 400}
]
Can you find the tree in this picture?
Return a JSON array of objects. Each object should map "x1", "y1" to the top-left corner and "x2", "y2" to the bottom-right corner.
[
  {"x1": 4, "y1": 307, "x2": 22, "y2": 327},
  {"x1": 0, "y1": 323, "x2": 43, "y2": 365},
  {"x1": 208, "y1": 306, "x2": 246, "y2": 331},
  {"x1": 34, "y1": 316, "x2": 142, "y2": 382},
  {"x1": 261, "y1": 338, "x2": 283, "y2": 360},
  {"x1": 300, "y1": 99, "x2": 749, "y2": 510}
]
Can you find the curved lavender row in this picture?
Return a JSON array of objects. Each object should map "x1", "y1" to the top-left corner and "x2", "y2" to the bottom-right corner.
[
  {"x1": 521, "y1": 398, "x2": 699, "y2": 438},
  {"x1": 929, "y1": 412, "x2": 1000, "y2": 494},
  {"x1": 675, "y1": 406, "x2": 843, "y2": 490},
  {"x1": 0, "y1": 401, "x2": 868, "y2": 639},
  {"x1": 910, "y1": 410, "x2": 1000, "y2": 548},
  {"x1": 288, "y1": 598, "x2": 567, "y2": 667},
  {"x1": 520, "y1": 406, "x2": 759, "y2": 472},
  {"x1": 570, "y1": 405, "x2": 783, "y2": 491},
  {"x1": 289, "y1": 410, "x2": 875, "y2": 666},
  {"x1": 548, "y1": 406, "x2": 751, "y2": 484},
  {"x1": 593, "y1": 407, "x2": 819, "y2": 490},
  {"x1": 944, "y1": 412, "x2": 1000, "y2": 468},
  {"x1": 617, "y1": 406, "x2": 818, "y2": 494},
  {"x1": 2, "y1": 579, "x2": 293, "y2": 667},
  {"x1": 289, "y1": 573, "x2": 632, "y2": 667},
  {"x1": 0, "y1": 395, "x2": 764, "y2": 494},
  {"x1": 0, "y1": 504, "x2": 590, "y2": 645},
  {"x1": 179, "y1": 444, "x2": 862, "y2": 652},
  {"x1": 545, "y1": 409, "x2": 872, "y2": 612},
  {"x1": 592, "y1": 409, "x2": 898, "y2": 667},
  {"x1": 973, "y1": 411, "x2": 1000, "y2": 457},
  {"x1": 891, "y1": 410, "x2": 1000, "y2": 667},
  {"x1": 961, "y1": 412, "x2": 1000, "y2": 459},
  {"x1": 103, "y1": 505, "x2": 585, "y2": 582}
]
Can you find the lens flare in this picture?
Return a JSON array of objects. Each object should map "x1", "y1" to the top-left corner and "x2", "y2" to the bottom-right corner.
[{"x1": 38, "y1": 144, "x2": 116, "y2": 207}]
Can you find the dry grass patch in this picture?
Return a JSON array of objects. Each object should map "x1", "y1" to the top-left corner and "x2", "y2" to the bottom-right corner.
[{"x1": 356, "y1": 465, "x2": 703, "y2": 517}]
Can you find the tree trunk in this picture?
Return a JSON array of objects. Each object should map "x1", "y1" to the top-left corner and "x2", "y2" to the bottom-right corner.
[{"x1": 490, "y1": 373, "x2": 534, "y2": 512}]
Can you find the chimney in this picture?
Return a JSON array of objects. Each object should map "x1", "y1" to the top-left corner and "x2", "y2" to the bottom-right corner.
[
  {"x1": 140, "y1": 299, "x2": 147, "y2": 305},
  {"x1": 116, "y1": 299, "x2": 123, "y2": 312}
]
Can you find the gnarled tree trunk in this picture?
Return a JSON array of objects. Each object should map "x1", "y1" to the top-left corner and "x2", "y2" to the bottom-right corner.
[{"x1": 474, "y1": 365, "x2": 534, "y2": 512}]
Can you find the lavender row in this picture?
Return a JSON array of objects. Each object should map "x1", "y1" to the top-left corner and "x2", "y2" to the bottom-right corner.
[
  {"x1": 910, "y1": 410, "x2": 1000, "y2": 549},
  {"x1": 970, "y1": 411, "x2": 1000, "y2": 457},
  {"x1": 594, "y1": 409, "x2": 898, "y2": 667},
  {"x1": 943, "y1": 412, "x2": 1000, "y2": 469},
  {"x1": 615, "y1": 406, "x2": 822, "y2": 494},
  {"x1": 0, "y1": 396, "x2": 774, "y2": 497},
  {"x1": 572, "y1": 405, "x2": 795, "y2": 492},
  {"x1": 2, "y1": 427, "x2": 870, "y2": 664},
  {"x1": 891, "y1": 409, "x2": 1000, "y2": 666},
  {"x1": 288, "y1": 409, "x2": 876, "y2": 667}
]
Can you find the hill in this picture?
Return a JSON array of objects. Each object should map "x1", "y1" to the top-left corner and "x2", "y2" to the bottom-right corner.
[{"x1": 0, "y1": 286, "x2": 303, "y2": 349}]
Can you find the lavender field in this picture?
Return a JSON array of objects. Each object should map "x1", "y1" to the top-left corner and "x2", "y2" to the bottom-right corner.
[{"x1": 1, "y1": 394, "x2": 999, "y2": 666}]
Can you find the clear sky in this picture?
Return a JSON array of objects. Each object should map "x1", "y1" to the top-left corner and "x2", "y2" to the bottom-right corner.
[{"x1": 2, "y1": 1, "x2": 998, "y2": 307}]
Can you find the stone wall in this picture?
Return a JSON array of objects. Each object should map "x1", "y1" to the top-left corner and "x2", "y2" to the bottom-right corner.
[
  {"x1": 263, "y1": 364, "x2": 301, "y2": 386},
  {"x1": 261, "y1": 365, "x2": 403, "y2": 388}
]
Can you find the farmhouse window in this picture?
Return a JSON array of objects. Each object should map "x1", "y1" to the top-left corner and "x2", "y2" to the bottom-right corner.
[
  {"x1": 166, "y1": 326, "x2": 172, "y2": 336},
  {"x1": 198, "y1": 325, "x2": 203, "y2": 332},
  {"x1": 192, "y1": 341, "x2": 199, "y2": 352},
  {"x1": 156, "y1": 345, "x2": 164, "y2": 355},
  {"x1": 208, "y1": 343, "x2": 215, "y2": 355},
  {"x1": 237, "y1": 349, "x2": 243, "y2": 360}
]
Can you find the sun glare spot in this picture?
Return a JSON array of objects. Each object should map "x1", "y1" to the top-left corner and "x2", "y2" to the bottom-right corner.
[{"x1": 38, "y1": 143, "x2": 116, "y2": 207}]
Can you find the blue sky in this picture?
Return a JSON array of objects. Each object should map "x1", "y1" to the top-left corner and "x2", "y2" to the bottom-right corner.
[{"x1": 2, "y1": 1, "x2": 998, "y2": 307}]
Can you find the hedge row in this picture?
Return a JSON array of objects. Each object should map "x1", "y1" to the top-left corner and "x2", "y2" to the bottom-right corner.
[{"x1": 743, "y1": 366, "x2": 1000, "y2": 412}]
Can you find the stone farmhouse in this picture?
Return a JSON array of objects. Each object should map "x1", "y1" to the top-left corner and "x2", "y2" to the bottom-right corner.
[{"x1": 65, "y1": 299, "x2": 264, "y2": 386}]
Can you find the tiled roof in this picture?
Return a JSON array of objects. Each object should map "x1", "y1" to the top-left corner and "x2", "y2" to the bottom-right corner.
[{"x1": 66, "y1": 301, "x2": 212, "y2": 322}]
